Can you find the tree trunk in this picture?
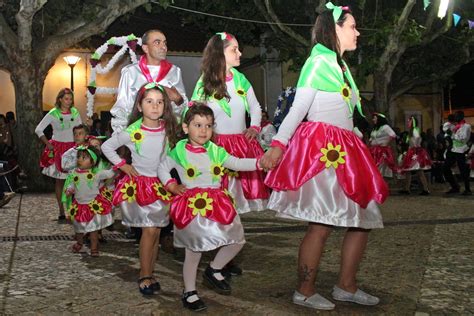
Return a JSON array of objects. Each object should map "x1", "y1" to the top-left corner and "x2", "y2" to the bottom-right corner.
[
  {"x1": 11, "y1": 61, "x2": 52, "y2": 192},
  {"x1": 373, "y1": 71, "x2": 390, "y2": 118}
]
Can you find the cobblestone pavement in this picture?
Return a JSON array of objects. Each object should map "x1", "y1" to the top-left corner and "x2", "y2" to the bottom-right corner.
[{"x1": 0, "y1": 183, "x2": 473, "y2": 315}]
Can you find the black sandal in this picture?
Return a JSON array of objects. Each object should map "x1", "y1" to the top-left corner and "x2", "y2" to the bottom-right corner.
[
  {"x1": 182, "y1": 290, "x2": 207, "y2": 312},
  {"x1": 138, "y1": 276, "x2": 155, "y2": 296}
]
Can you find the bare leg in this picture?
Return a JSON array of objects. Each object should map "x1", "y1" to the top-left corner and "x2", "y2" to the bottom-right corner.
[
  {"x1": 89, "y1": 231, "x2": 99, "y2": 254},
  {"x1": 297, "y1": 223, "x2": 332, "y2": 297},
  {"x1": 418, "y1": 170, "x2": 429, "y2": 191},
  {"x1": 337, "y1": 228, "x2": 370, "y2": 293},
  {"x1": 55, "y1": 179, "x2": 65, "y2": 216},
  {"x1": 150, "y1": 227, "x2": 161, "y2": 276},
  {"x1": 139, "y1": 227, "x2": 160, "y2": 284}
]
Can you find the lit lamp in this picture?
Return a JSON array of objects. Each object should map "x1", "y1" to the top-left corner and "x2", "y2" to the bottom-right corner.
[{"x1": 63, "y1": 56, "x2": 81, "y2": 91}]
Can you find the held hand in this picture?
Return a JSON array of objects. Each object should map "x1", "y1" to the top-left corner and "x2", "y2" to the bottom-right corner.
[
  {"x1": 260, "y1": 147, "x2": 283, "y2": 170},
  {"x1": 163, "y1": 86, "x2": 184, "y2": 105},
  {"x1": 243, "y1": 128, "x2": 258, "y2": 140},
  {"x1": 167, "y1": 182, "x2": 187, "y2": 195},
  {"x1": 119, "y1": 164, "x2": 140, "y2": 177},
  {"x1": 65, "y1": 188, "x2": 74, "y2": 197}
]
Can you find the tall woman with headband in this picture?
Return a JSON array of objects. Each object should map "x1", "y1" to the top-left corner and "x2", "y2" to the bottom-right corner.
[
  {"x1": 35, "y1": 88, "x2": 82, "y2": 222},
  {"x1": 261, "y1": 3, "x2": 388, "y2": 310},
  {"x1": 191, "y1": 32, "x2": 269, "y2": 215}
]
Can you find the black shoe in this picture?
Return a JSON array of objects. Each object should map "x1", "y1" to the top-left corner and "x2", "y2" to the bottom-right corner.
[
  {"x1": 222, "y1": 263, "x2": 243, "y2": 279},
  {"x1": 461, "y1": 190, "x2": 472, "y2": 196},
  {"x1": 203, "y1": 265, "x2": 231, "y2": 295},
  {"x1": 138, "y1": 277, "x2": 155, "y2": 296},
  {"x1": 398, "y1": 190, "x2": 410, "y2": 195},
  {"x1": 57, "y1": 215, "x2": 67, "y2": 223},
  {"x1": 419, "y1": 190, "x2": 430, "y2": 196},
  {"x1": 445, "y1": 188, "x2": 460, "y2": 194},
  {"x1": 182, "y1": 290, "x2": 207, "y2": 312}
]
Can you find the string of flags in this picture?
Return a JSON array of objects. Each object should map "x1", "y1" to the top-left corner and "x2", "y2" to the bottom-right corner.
[{"x1": 423, "y1": 0, "x2": 473, "y2": 29}]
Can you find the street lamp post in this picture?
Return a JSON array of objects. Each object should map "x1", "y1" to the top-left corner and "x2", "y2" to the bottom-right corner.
[{"x1": 63, "y1": 56, "x2": 81, "y2": 91}]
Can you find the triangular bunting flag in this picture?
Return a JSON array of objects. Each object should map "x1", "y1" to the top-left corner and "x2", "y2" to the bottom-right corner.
[
  {"x1": 468, "y1": 20, "x2": 474, "y2": 29},
  {"x1": 423, "y1": 0, "x2": 430, "y2": 11},
  {"x1": 453, "y1": 13, "x2": 461, "y2": 27}
]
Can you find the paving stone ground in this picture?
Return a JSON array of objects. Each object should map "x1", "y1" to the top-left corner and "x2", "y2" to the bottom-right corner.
[{"x1": 0, "y1": 182, "x2": 472, "y2": 315}]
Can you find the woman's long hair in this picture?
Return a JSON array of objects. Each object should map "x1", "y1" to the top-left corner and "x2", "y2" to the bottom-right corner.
[
  {"x1": 311, "y1": 8, "x2": 352, "y2": 67},
  {"x1": 200, "y1": 33, "x2": 235, "y2": 101},
  {"x1": 128, "y1": 84, "x2": 179, "y2": 149}
]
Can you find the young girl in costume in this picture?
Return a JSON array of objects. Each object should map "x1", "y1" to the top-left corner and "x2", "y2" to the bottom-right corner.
[
  {"x1": 369, "y1": 113, "x2": 397, "y2": 177},
  {"x1": 190, "y1": 32, "x2": 269, "y2": 214},
  {"x1": 35, "y1": 88, "x2": 82, "y2": 221},
  {"x1": 261, "y1": 3, "x2": 388, "y2": 310},
  {"x1": 102, "y1": 83, "x2": 178, "y2": 296},
  {"x1": 399, "y1": 116, "x2": 431, "y2": 195},
  {"x1": 158, "y1": 104, "x2": 262, "y2": 312},
  {"x1": 62, "y1": 146, "x2": 115, "y2": 256}
]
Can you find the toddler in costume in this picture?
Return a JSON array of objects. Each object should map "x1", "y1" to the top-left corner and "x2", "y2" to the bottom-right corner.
[
  {"x1": 158, "y1": 104, "x2": 263, "y2": 312},
  {"x1": 62, "y1": 146, "x2": 115, "y2": 256},
  {"x1": 102, "y1": 83, "x2": 178, "y2": 296}
]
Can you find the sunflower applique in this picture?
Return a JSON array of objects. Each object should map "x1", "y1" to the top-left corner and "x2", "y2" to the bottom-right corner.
[
  {"x1": 320, "y1": 143, "x2": 347, "y2": 169},
  {"x1": 188, "y1": 192, "x2": 213, "y2": 217},
  {"x1": 69, "y1": 204, "x2": 79, "y2": 219},
  {"x1": 153, "y1": 182, "x2": 171, "y2": 201},
  {"x1": 210, "y1": 164, "x2": 224, "y2": 182},
  {"x1": 185, "y1": 165, "x2": 200, "y2": 180},
  {"x1": 236, "y1": 88, "x2": 247, "y2": 97},
  {"x1": 130, "y1": 129, "x2": 145, "y2": 144},
  {"x1": 73, "y1": 175, "x2": 80, "y2": 185},
  {"x1": 89, "y1": 199, "x2": 103, "y2": 214},
  {"x1": 120, "y1": 182, "x2": 137, "y2": 203},
  {"x1": 223, "y1": 189, "x2": 236, "y2": 208},
  {"x1": 86, "y1": 172, "x2": 94, "y2": 181},
  {"x1": 340, "y1": 83, "x2": 351, "y2": 104},
  {"x1": 102, "y1": 187, "x2": 113, "y2": 202}
]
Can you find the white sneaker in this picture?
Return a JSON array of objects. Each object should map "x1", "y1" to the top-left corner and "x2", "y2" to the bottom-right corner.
[
  {"x1": 332, "y1": 285, "x2": 380, "y2": 305},
  {"x1": 292, "y1": 290, "x2": 335, "y2": 310}
]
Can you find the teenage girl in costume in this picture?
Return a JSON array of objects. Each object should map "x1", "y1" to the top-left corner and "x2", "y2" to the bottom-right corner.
[
  {"x1": 399, "y1": 116, "x2": 431, "y2": 195},
  {"x1": 102, "y1": 83, "x2": 178, "y2": 296},
  {"x1": 369, "y1": 113, "x2": 397, "y2": 178}
]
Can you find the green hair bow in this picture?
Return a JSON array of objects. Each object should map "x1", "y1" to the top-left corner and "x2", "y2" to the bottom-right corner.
[
  {"x1": 325, "y1": 1, "x2": 349, "y2": 22},
  {"x1": 77, "y1": 145, "x2": 98, "y2": 164}
]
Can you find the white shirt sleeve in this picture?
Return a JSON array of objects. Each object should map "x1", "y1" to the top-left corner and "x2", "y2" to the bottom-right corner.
[
  {"x1": 101, "y1": 132, "x2": 130, "y2": 166},
  {"x1": 170, "y1": 66, "x2": 188, "y2": 116},
  {"x1": 383, "y1": 125, "x2": 397, "y2": 138},
  {"x1": 246, "y1": 87, "x2": 262, "y2": 128},
  {"x1": 453, "y1": 124, "x2": 471, "y2": 142},
  {"x1": 35, "y1": 114, "x2": 53, "y2": 138},
  {"x1": 223, "y1": 155, "x2": 257, "y2": 171},
  {"x1": 96, "y1": 169, "x2": 116, "y2": 180},
  {"x1": 157, "y1": 155, "x2": 178, "y2": 185},
  {"x1": 273, "y1": 87, "x2": 317, "y2": 145},
  {"x1": 110, "y1": 68, "x2": 135, "y2": 133}
]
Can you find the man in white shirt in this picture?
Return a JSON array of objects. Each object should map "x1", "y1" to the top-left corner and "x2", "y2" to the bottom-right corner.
[
  {"x1": 110, "y1": 29, "x2": 187, "y2": 133},
  {"x1": 443, "y1": 111, "x2": 472, "y2": 195}
]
